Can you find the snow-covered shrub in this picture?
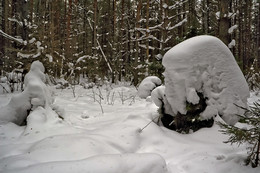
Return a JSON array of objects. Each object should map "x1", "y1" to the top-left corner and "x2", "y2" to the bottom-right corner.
[
  {"x1": 55, "y1": 78, "x2": 69, "y2": 89},
  {"x1": 137, "y1": 76, "x2": 162, "y2": 99},
  {"x1": 152, "y1": 85, "x2": 214, "y2": 132},
  {"x1": 161, "y1": 35, "x2": 249, "y2": 132},
  {"x1": 0, "y1": 70, "x2": 23, "y2": 93},
  {"x1": 0, "y1": 60, "x2": 53, "y2": 125},
  {"x1": 151, "y1": 86, "x2": 174, "y2": 116},
  {"x1": 245, "y1": 67, "x2": 260, "y2": 92},
  {"x1": 0, "y1": 76, "x2": 7, "y2": 83}
]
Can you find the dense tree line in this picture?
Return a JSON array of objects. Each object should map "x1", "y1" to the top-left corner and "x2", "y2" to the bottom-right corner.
[{"x1": 0, "y1": 0, "x2": 259, "y2": 85}]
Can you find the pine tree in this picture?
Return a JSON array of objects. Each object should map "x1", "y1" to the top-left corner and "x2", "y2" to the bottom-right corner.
[{"x1": 218, "y1": 101, "x2": 260, "y2": 168}]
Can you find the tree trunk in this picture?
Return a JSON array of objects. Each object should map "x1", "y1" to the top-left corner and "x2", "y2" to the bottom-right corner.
[
  {"x1": 219, "y1": 0, "x2": 231, "y2": 45},
  {"x1": 255, "y1": 135, "x2": 260, "y2": 167},
  {"x1": 162, "y1": 0, "x2": 169, "y2": 54},
  {"x1": 146, "y1": 0, "x2": 150, "y2": 62},
  {"x1": 258, "y1": 2, "x2": 260, "y2": 69},
  {"x1": 66, "y1": 0, "x2": 72, "y2": 63},
  {"x1": 93, "y1": 0, "x2": 97, "y2": 57},
  {"x1": 0, "y1": 0, "x2": 5, "y2": 69}
]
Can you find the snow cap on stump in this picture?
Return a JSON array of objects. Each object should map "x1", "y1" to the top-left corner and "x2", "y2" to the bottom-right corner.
[{"x1": 162, "y1": 35, "x2": 249, "y2": 125}]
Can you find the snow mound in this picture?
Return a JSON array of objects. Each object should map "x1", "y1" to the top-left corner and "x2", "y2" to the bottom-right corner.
[
  {"x1": 138, "y1": 76, "x2": 162, "y2": 99},
  {"x1": 0, "y1": 61, "x2": 53, "y2": 125},
  {"x1": 162, "y1": 35, "x2": 249, "y2": 125}
]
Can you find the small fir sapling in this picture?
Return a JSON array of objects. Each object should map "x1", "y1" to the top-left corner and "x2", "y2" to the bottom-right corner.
[
  {"x1": 160, "y1": 35, "x2": 249, "y2": 133},
  {"x1": 151, "y1": 86, "x2": 214, "y2": 133},
  {"x1": 218, "y1": 101, "x2": 260, "y2": 168},
  {"x1": 164, "y1": 93, "x2": 214, "y2": 133}
]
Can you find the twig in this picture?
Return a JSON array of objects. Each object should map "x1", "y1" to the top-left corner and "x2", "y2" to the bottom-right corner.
[
  {"x1": 139, "y1": 115, "x2": 160, "y2": 133},
  {"x1": 0, "y1": 83, "x2": 9, "y2": 93}
]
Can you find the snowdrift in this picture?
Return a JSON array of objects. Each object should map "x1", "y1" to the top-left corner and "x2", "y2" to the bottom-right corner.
[
  {"x1": 162, "y1": 35, "x2": 249, "y2": 125},
  {"x1": 0, "y1": 61, "x2": 53, "y2": 125},
  {"x1": 0, "y1": 85, "x2": 259, "y2": 173}
]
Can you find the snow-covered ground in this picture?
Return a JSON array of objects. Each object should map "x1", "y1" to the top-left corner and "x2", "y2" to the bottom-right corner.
[{"x1": 0, "y1": 85, "x2": 259, "y2": 173}]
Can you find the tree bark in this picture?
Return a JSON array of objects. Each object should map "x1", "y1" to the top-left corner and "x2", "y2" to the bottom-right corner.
[
  {"x1": 258, "y1": 2, "x2": 260, "y2": 69},
  {"x1": 0, "y1": 0, "x2": 5, "y2": 66},
  {"x1": 146, "y1": 0, "x2": 150, "y2": 62},
  {"x1": 219, "y1": 0, "x2": 231, "y2": 45}
]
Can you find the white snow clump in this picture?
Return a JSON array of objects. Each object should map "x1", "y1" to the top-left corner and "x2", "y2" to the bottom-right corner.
[
  {"x1": 162, "y1": 35, "x2": 249, "y2": 125},
  {"x1": 138, "y1": 76, "x2": 162, "y2": 99},
  {"x1": 151, "y1": 86, "x2": 174, "y2": 116},
  {"x1": 0, "y1": 60, "x2": 53, "y2": 125}
]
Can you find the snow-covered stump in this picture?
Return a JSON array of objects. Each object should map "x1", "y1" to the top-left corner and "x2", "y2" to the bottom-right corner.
[
  {"x1": 161, "y1": 35, "x2": 249, "y2": 133},
  {"x1": 0, "y1": 61, "x2": 54, "y2": 125},
  {"x1": 137, "y1": 76, "x2": 162, "y2": 99}
]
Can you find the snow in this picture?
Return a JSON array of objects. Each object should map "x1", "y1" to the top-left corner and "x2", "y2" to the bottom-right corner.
[
  {"x1": 228, "y1": 25, "x2": 238, "y2": 34},
  {"x1": 228, "y1": 39, "x2": 236, "y2": 48},
  {"x1": 137, "y1": 76, "x2": 162, "y2": 99},
  {"x1": 151, "y1": 85, "x2": 174, "y2": 116},
  {"x1": 0, "y1": 61, "x2": 53, "y2": 125},
  {"x1": 2, "y1": 153, "x2": 167, "y2": 173},
  {"x1": 17, "y1": 52, "x2": 33, "y2": 58},
  {"x1": 46, "y1": 54, "x2": 53, "y2": 63},
  {"x1": 29, "y1": 38, "x2": 36, "y2": 44},
  {"x1": 8, "y1": 18, "x2": 23, "y2": 27},
  {"x1": 169, "y1": 18, "x2": 187, "y2": 30},
  {"x1": 216, "y1": 11, "x2": 220, "y2": 19},
  {"x1": 0, "y1": 29, "x2": 27, "y2": 45},
  {"x1": 163, "y1": 3, "x2": 168, "y2": 9},
  {"x1": 33, "y1": 41, "x2": 44, "y2": 58},
  {"x1": 0, "y1": 85, "x2": 259, "y2": 173},
  {"x1": 162, "y1": 35, "x2": 249, "y2": 125},
  {"x1": 76, "y1": 55, "x2": 90, "y2": 64}
]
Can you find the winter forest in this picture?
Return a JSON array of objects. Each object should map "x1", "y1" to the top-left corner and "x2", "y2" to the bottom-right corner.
[
  {"x1": 0, "y1": 0, "x2": 259, "y2": 85},
  {"x1": 1, "y1": 0, "x2": 260, "y2": 173}
]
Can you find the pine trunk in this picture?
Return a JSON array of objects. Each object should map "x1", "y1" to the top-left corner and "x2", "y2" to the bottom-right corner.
[
  {"x1": 0, "y1": 0, "x2": 5, "y2": 69},
  {"x1": 258, "y1": 2, "x2": 260, "y2": 69},
  {"x1": 146, "y1": 0, "x2": 150, "y2": 62},
  {"x1": 219, "y1": 0, "x2": 231, "y2": 45},
  {"x1": 93, "y1": 0, "x2": 97, "y2": 56}
]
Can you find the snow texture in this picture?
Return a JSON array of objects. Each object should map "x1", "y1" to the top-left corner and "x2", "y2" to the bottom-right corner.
[
  {"x1": 3, "y1": 153, "x2": 167, "y2": 173},
  {"x1": 0, "y1": 29, "x2": 27, "y2": 45},
  {"x1": 169, "y1": 18, "x2": 187, "y2": 30},
  {"x1": 46, "y1": 54, "x2": 53, "y2": 63},
  {"x1": 0, "y1": 85, "x2": 259, "y2": 173},
  {"x1": 76, "y1": 55, "x2": 90, "y2": 64},
  {"x1": 138, "y1": 76, "x2": 162, "y2": 99},
  {"x1": 228, "y1": 39, "x2": 236, "y2": 49},
  {"x1": 228, "y1": 25, "x2": 238, "y2": 34},
  {"x1": 0, "y1": 61, "x2": 53, "y2": 125},
  {"x1": 151, "y1": 86, "x2": 174, "y2": 116},
  {"x1": 162, "y1": 35, "x2": 249, "y2": 125}
]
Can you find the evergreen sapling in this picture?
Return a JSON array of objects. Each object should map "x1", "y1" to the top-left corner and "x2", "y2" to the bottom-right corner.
[{"x1": 218, "y1": 101, "x2": 260, "y2": 168}]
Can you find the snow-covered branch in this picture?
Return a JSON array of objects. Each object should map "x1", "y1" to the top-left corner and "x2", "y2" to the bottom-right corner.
[
  {"x1": 0, "y1": 29, "x2": 27, "y2": 45},
  {"x1": 87, "y1": 18, "x2": 113, "y2": 73}
]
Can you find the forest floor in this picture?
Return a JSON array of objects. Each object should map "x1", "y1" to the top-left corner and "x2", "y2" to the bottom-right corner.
[{"x1": 0, "y1": 84, "x2": 259, "y2": 173}]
